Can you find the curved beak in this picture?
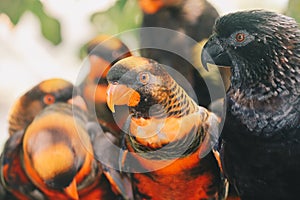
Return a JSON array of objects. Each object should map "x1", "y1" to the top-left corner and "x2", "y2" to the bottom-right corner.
[
  {"x1": 64, "y1": 179, "x2": 79, "y2": 200},
  {"x1": 201, "y1": 35, "x2": 232, "y2": 71},
  {"x1": 106, "y1": 83, "x2": 140, "y2": 113}
]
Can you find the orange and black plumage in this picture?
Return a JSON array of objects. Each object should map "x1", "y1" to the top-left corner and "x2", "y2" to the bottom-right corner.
[
  {"x1": 0, "y1": 130, "x2": 42, "y2": 200},
  {"x1": 1, "y1": 78, "x2": 79, "y2": 199},
  {"x1": 8, "y1": 78, "x2": 76, "y2": 136},
  {"x1": 1, "y1": 78, "x2": 127, "y2": 199},
  {"x1": 106, "y1": 56, "x2": 227, "y2": 200},
  {"x1": 22, "y1": 103, "x2": 121, "y2": 200},
  {"x1": 2, "y1": 102, "x2": 125, "y2": 200},
  {"x1": 79, "y1": 35, "x2": 132, "y2": 135},
  {"x1": 138, "y1": 0, "x2": 220, "y2": 108}
]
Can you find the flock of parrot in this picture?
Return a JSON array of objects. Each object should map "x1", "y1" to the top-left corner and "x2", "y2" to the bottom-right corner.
[{"x1": 1, "y1": 0, "x2": 300, "y2": 199}]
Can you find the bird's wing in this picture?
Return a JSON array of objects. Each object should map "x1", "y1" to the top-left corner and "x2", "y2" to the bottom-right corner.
[{"x1": 87, "y1": 122, "x2": 133, "y2": 200}]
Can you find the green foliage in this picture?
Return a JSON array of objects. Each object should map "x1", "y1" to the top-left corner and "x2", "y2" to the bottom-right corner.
[
  {"x1": 286, "y1": 0, "x2": 300, "y2": 23},
  {"x1": 0, "y1": 0, "x2": 25, "y2": 25},
  {"x1": 79, "y1": 42, "x2": 89, "y2": 59},
  {"x1": 0, "y1": 0, "x2": 62, "y2": 45},
  {"x1": 90, "y1": 0, "x2": 142, "y2": 34},
  {"x1": 79, "y1": 0, "x2": 142, "y2": 58}
]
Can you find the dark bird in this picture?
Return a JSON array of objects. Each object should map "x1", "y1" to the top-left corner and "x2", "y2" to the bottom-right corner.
[
  {"x1": 8, "y1": 78, "x2": 81, "y2": 136},
  {"x1": 106, "y1": 56, "x2": 227, "y2": 200},
  {"x1": 78, "y1": 35, "x2": 132, "y2": 135},
  {"x1": 139, "y1": 0, "x2": 222, "y2": 108},
  {"x1": 201, "y1": 10, "x2": 300, "y2": 199}
]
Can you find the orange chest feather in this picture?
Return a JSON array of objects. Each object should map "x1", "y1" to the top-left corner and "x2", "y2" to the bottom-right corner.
[
  {"x1": 126, "y1": 145, "x2": 220, "y2": 199},
  {"x1": 132, "y1": 155, "x2": 219, "y2": 200}
]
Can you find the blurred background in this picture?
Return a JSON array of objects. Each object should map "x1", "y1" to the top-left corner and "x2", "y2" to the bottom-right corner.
[{"x1": 0, "y1": 0, "x2": 298, "y2": 147}]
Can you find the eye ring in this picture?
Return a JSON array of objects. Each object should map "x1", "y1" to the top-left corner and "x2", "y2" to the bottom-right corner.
[
  {"x1": 139, "y1": 72, "x2": 150, "y2": 85},
  {"x1": 43, "y1": 94, "x2": 56, "y2": 105},
  {"x1": 235, "y1": 32, "x2": 246, "y2": 42}
]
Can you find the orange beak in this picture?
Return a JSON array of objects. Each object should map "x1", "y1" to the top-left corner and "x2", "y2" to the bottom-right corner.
[
  {"x1": 106, "y1": 83, "x2": 140, "y2": 113},
  {"x1": 64, "y1": 179, "x2": 79, "y2": 200}
]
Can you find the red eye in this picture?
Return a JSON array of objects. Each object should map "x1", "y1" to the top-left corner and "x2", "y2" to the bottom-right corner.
[
  {"x1": 43, "y1": 94, "x2": 56, "y2": 105},
  {"x1": 235, "y1": 33, "x2": 245, "y2": 42}
]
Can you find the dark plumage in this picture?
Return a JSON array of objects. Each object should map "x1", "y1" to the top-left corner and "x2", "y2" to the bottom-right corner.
[
  {"x1": 201, "y1": 10, "x2": 300, "y2": 199},
  {"x1": 106, "y1": 56, "x2": 227, "y2": 200},
  {"x1": 139, "y1": 0, "x2": 219, "y2": 43},
  {"x1": 139, "y1": 0, "x2": 221, "y2": 107}
]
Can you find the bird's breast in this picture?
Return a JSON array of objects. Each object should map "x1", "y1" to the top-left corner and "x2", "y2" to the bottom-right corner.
[
  {"x1": 129, "y1": 113, "x2": 200, "y2": 149},
  {"x1": 131, "y1": 151, "x2": 221, "y2": 200}
]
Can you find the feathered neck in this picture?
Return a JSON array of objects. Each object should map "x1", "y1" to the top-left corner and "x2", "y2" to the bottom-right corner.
[{"x1": 130, "y1": 78, "x2": 199, "y2": 119}]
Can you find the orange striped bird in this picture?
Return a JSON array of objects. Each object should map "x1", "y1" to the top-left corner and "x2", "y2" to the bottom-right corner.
[
  {"x1": 2, "y1": 78, "x2": 129, "y2": 199},
  {"x1": 2, "y1": 102, "x2": 129, "y2": 200},
  {"x1": 79, "y1": 35, "x2": 132, "y2": 136},
  {"x1": 1, "y1": 78, "x2": 82, "y2": 199},
  {"x1": 106, "y1": 56, "x2": 228, "y2": 200}
]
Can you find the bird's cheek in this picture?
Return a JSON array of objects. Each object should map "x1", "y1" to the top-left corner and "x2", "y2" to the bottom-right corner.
[{"x1": 128, "y1": 90, "x2": 140, "y2": 107}]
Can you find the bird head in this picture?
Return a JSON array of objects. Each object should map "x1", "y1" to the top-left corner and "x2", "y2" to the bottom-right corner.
[
  {"x1": 106, "y1": 56, "x2": 192, "y2": 119},
  {"x1": 21, "y1": 78, "x2": 75, "y2": 108},
  {"x1": 22, "y1": 103, "x2": 93, "y2": 200},
  {"x1": 8, "y1": 78, "x2": 85, "y2": 135},
  {"x1": 86, "y1": 34, "x2": 132, "y2": 82},
  {"x1": 106, "y1": 56, "x2": 217, "y2": 159},
  {"x1": 201, "y1": 10, "x2": 300, "y2": 97}
]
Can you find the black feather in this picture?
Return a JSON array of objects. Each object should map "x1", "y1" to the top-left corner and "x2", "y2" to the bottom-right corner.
[{"x1": 202, "y1": 10, "x2": 300, "y2": 199}]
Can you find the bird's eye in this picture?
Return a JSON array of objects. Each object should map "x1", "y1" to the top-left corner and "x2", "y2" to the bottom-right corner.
[
  {"x1": 43, "y1": 94, "x2": 56, "y2": 105},
  {"x1": 111, "y1": 81, "x2": 119, "y2": 85},
  {"x1": 235, "y1": 33, "x2": 246, "y2": 42},
  {"x1": 139, "y1": 72, "x2": 150, "y2": 85}
]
